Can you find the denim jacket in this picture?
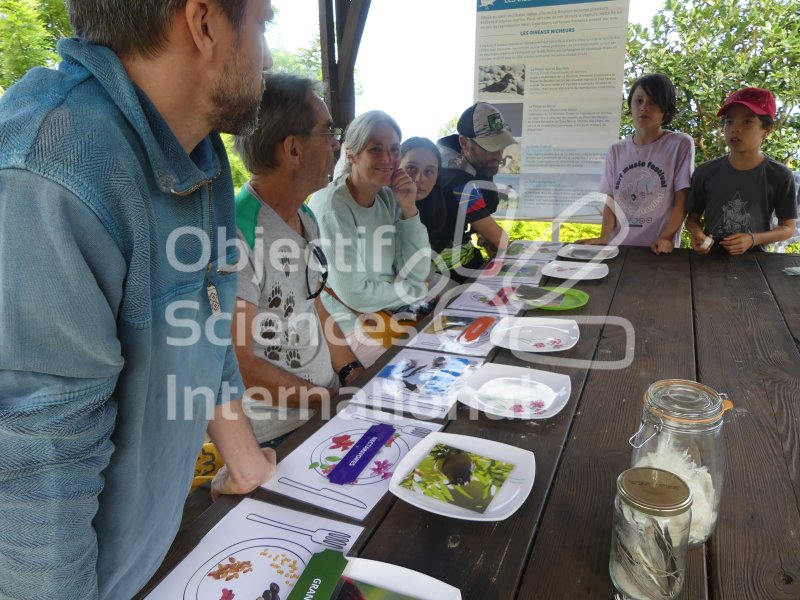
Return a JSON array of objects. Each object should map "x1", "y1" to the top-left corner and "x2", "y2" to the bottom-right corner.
[{"x1": 0, "y1": 39, "x2": 243, "y2": 599}]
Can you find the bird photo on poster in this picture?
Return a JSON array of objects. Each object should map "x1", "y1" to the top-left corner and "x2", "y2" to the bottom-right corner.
[{"x1": 479, "y1": 64, "x2": 525, "y2": 95}]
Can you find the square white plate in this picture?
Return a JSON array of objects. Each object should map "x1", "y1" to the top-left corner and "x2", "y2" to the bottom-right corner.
[
  {"x1": 457, "y1": 363, "x2": 571, "y2": 419},
  {"x1": 489, "y1": 316, "x2": 579, "y2": 352},
  {"x1": 557, "y1": 244, "x2": 619, "y2": 260},
  {"x1": 542, "y1": 260, "x2": 609, "y2": 280},
  {"x1": 343, "y1": 557, "x2": 461, "y2": 599},
  {"x1": 389, "y1": 432, "x2": 535, "y2": 521}
]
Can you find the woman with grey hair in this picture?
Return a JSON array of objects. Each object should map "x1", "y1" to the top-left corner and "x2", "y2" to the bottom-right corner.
[{"x1": 308, "y1": 110, "x2": 432, "y2": 366}]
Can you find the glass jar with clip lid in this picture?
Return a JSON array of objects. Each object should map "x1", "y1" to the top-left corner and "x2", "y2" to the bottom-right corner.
[{"x1": 628, "y1": 379, "x2": 733, "y2": 545}]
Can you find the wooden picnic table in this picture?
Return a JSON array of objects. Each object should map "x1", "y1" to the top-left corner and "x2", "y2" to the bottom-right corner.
[{"x1": 137, "y1": 247, "x2": 800, "y2": 599}]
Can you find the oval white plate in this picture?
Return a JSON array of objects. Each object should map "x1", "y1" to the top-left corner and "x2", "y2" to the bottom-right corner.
[
  {"x1": 457, "y1": 363, "x2": 571, "y2": 419},
  {"x1": 388, "y1": 432, "x2": 535, "y2": 521},
  {"x1": 557, "y1": 244, "x2": 619, "y2": 260},
  {"x1": 343, "y1": 557, "x2": 461, "y2": 599},
  {"x1": 489, "y1": 316, "x2": 579, "y2": 352},
  {"x1": 542, "y1": 260, "x2": 609, "y2": 280}
]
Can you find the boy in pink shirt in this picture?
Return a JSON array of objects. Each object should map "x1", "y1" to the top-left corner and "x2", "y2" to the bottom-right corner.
[{"x1": 579, "y1": 73, "x2": 695, "y2": 253}]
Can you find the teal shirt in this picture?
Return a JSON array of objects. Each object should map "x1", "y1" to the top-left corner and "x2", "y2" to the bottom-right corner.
[{"x1": 307, "y1": 179, "x2": 431, "y2": 332}]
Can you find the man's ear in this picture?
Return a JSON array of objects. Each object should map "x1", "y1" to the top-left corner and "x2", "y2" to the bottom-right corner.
[
  {"x1": 283, "y1": 135, "x2": 302, "y2": 163},
  {"x1": 184, "y1": 0, "x2": 219, "y2": 61},
  {"x1": 458, "y1": 135, "x2": 470, "y2": 154}
]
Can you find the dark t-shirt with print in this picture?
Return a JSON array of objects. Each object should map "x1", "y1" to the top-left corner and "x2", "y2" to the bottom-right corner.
[{"x1": 687, "y1": 155, "x2": 797, "y2": 237}]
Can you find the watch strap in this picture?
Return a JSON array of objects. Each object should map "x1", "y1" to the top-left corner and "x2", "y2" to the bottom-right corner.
[{"x1": 337, "y1": 359, "x2": 363, "y2": 385}]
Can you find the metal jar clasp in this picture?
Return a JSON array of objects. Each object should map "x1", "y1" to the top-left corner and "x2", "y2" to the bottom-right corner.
[{"x1": 629, "y1": 418, "x2": 663, "y2": 449}]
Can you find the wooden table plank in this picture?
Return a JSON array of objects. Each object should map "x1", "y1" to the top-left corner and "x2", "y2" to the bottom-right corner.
[
  {"x1": 758, "y1": 253, "x2": 800, "y2": 350},
  {"x1": 757, "y1": 253, "x2": 800, "y2": 497},
  {"x1": 356, "y1": 251, "x2": 627, "y2": 599},
  {"x1": 691, "y1": 252, "x2": 800, "y2": 599},
  {"x1": 518, "y1": 248, "x2": 708, "y2": 599}
]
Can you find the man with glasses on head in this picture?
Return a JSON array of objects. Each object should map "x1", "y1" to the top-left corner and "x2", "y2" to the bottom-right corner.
[
  {"x1": 431, "y1": 102, "x2": 514, "y2": 282},
  {"x1": 232, "y1": 72, "x2": 364, "y2": 445}
]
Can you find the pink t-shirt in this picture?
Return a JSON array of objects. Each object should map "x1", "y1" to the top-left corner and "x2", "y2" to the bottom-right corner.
[{"x1": 599, "y1": 131, "x2": 694, "y2": 246}]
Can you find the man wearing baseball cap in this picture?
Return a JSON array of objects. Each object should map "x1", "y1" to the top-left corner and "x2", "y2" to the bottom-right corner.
[
  {"x1": 420, "y1": 102, "x2": 514, "y2": 281},
  {"x1": 686, "y1": 87, "x2": 797, "y2": 255}
]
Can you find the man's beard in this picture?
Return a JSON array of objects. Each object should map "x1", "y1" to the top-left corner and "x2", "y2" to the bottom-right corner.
[
  {"x1": 475, "y1": 165, "x2": 498, "y2": 180},
  {"x1": 207, "y1": 45, "x2": 264, "y2": 136}
]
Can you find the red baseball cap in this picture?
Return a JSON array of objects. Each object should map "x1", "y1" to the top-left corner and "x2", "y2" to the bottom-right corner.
[{"x1": 717, "y1": 87, "x2": 776, "y2": 119}]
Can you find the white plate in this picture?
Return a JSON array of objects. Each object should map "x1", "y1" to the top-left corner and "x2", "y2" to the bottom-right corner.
[
  {"x1": 489, "y1": 316, "x2": 579, "y2": 352},
  {"x1": 343, "y1": 557, "x2": 461, "y2": 599},
  {"x1": 389, "y1": 432, "x2": 535, "y2": 521},
  {"x1": 557, "y1": 244, "x2": 619, "y2": 260},
  {"x1": 457, "y1": 363, "x2": 571, "y2": 419},
  {"x1": 541, "y1": 260, "x2": 609, "y2": 280}
]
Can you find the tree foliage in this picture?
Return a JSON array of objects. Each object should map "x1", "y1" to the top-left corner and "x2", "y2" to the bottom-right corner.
[
  {"x1": 0, "y1": 0, "x2": 69, "y2": 89},
  {"x1": 221, "y1": 133, "x2": 249, "y2": 192},
  {"x1": 626, "y1": 0, "x2": 800, "y2": 168},
  {"x1": 35, "y1": 0, "x2": 70, "y2": 42},
  {"x1": 271, "y1": 35, "x2": 323, "y2": 79},
  {"x1": 438, "y1": 116, "x2": 458, "y2": 139}
]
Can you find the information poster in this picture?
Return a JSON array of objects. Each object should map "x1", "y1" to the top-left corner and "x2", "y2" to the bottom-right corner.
[{"x1": 474, "y1": 0, "x2": 630, "y2": 221}]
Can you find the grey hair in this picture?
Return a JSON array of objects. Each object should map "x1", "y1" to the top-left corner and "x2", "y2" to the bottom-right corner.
[
  {"x1": 66, "y1": 0, "x2": 247, "y2": 58},
  {"x1": 332, "y1": 110, "x2": 402, "y2": 180},
  {"x1": 233, "y1": 72, "x2": 324, "y2": 173}
]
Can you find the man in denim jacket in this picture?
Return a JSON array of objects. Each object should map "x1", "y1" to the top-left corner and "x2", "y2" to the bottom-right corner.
[{"x1": 0, "y1": 0, "x2": 277, "y2": 598}]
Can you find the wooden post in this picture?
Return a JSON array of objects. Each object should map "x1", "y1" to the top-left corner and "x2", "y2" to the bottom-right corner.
[{"x1": 318, "y1": 0, "x2": 371, "y2": 130}]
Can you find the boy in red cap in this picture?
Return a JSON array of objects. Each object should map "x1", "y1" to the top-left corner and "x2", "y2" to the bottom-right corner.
[{"x1": 686, "y1": 87, "x2": 797, "y2": 254}]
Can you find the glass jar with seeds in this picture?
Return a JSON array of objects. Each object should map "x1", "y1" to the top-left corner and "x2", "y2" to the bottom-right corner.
[{"x1": 609, "y1": 467, "x2": 692, "y2": 600}]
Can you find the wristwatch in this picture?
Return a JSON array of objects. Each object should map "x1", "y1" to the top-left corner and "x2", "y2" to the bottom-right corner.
[{"x1": 338, "y1": 360, "x2": 363, "y2": 385}]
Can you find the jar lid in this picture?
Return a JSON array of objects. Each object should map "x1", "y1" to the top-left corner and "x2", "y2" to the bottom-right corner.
[
  {"x1": 617, "y1": 467, "x2": 692, "y2": 517},
  {"x1": 645, "y1": 379, "x2": 730, "y2": 426}
]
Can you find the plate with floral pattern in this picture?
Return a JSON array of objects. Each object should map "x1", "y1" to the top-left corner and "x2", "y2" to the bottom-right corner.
[
  {"x1": 541, "y1": 260, "x2": 608, "y2": 280},
  {"x1": 489, "y1": 316, "x2": 579, "y2": 352},
  {"x1": 457, "y1": 363, "x2": 571, "y2": 419}
]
